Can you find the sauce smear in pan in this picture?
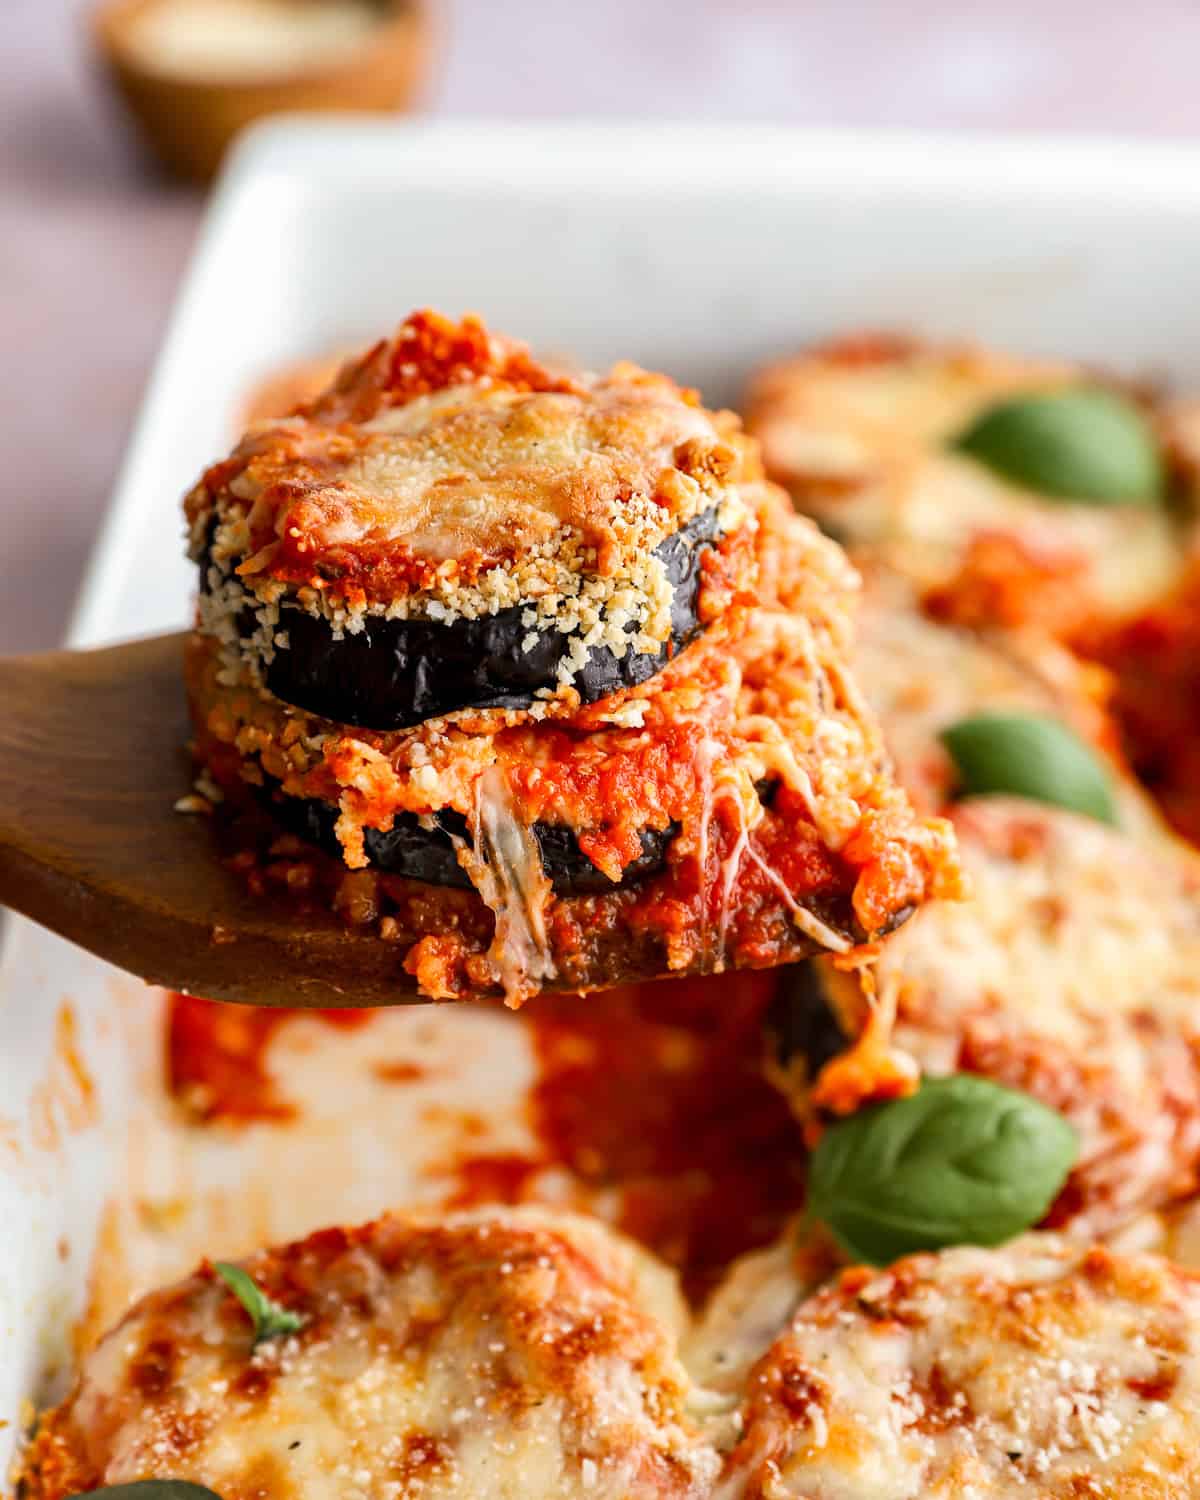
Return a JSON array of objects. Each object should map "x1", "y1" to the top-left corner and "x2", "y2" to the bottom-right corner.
[{"x1": 165, "y1": 969, "x2": 803, "y2": 1297}]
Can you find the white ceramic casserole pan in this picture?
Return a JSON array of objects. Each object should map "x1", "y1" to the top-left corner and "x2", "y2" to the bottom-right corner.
[{"x1": 5, "y1": 120, "x2": 1200, "y2": 1476}]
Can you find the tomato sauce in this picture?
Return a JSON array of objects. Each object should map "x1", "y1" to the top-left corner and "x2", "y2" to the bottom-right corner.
[
  {"x1": 165, "y1": 971, "x2": 805, "y2": 1298},
  {"x1": 924, "y1": 532, "x2": 1096, "y2": 638},
  {"x1": 522, "y1": 970, "x2": 804, "y2": 1298},
  {"x1": 440, "y1": 971, "x2": 806, "y2": 1298},
  {"x1": 166, "y1": 993, "x2": 372, "y2": 1123},
  {"x1": 1084, "y1": 566, "x2": 1200, "y2": 847}
]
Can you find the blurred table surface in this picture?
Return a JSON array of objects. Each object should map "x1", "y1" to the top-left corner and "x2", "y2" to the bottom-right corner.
[{"x1": 4, "y1": 0, "x2": 1200, "y2": 651}]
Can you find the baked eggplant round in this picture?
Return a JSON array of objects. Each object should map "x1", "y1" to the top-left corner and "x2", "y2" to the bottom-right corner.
[
  {"x1": 203, "y1": 506, "x2": 722, "y2": 731},
  {"x1": 259, "y1": 780, "x2": 679, "y2": 895},
  {"x1": 189, "y1": 309, "x2": 759, "y2": 735}
]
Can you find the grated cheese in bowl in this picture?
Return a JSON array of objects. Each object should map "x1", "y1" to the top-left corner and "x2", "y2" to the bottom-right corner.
[{"x1": 124, "y1": 0, "x2": 384, "y2": 81}]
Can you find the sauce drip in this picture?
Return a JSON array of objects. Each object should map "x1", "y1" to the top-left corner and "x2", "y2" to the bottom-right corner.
[
  {"x1": 165, "y1": 969, "x2": 805, "y2": 1298},
  {"x1": 522, "y1": 969, "x2": 803, "y2": 1299},
  {"x1": 167, "y1": 993, "x2": 371, "y2": 1122}
]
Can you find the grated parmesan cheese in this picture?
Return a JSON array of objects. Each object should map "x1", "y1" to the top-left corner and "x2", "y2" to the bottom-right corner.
[
  {"x1": 724, "y1": 1233, "x2": 1200, "y2": 1498},
  {"x1": 124, "y1": 0, "x2": 382, "y2": 81}
]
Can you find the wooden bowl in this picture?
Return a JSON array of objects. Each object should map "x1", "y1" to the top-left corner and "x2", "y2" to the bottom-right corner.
[{"x1": 91, "y1": 0, "x2": 433, "y2": 184}]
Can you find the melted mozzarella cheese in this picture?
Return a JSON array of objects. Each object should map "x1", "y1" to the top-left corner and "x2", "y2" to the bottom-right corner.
[
  {"x1": 722, "y1": 1234, "x2": 1200, "y2": 1499},
  {"x1": 747, "y1": 340, "x2": 1185, "y2": 621},
  {"x1": 814, "y1": 797, "x2": 1200, "y2": 1237},
  {"x1": 213, "y1": 378, "x2": 731, "y2": 580},
  {"x1": 456, "y1": 765, "x2": 557, "y2": 1007},
  {"x1": 28, "y1": 1208, "x2": 720, "y2": 1500},
  {"x1": 685, "y1": 1231, "x2": 837, "y2": 1405}
]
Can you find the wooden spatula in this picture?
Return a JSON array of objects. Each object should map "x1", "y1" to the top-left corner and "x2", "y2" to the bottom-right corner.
[{"x1": 0, "y1": 632, "x2": 430, "y2": 1008}]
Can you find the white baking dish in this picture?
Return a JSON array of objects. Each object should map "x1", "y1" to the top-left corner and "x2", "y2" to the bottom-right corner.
[{"x1": 6, "y1": 119, "x2": 1200, "y2": 1475}]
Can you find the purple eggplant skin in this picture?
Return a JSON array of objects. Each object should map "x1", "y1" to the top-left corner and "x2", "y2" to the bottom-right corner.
[
  {"x1": 764, "y1": 961, "x2": 851, "y2": 1081},
  {"x1": 260, "y1": 785, "x2": 680, "y2": 896},
  {"x1": 203, "y1": 506, "x2": 722, "y2": 731},
  {"x1": 764, "y1": 900, "x2": 915, "y2": 1081},
  {"x1": 765, "y1": 876, "x2": 912, "y2": 1080}
]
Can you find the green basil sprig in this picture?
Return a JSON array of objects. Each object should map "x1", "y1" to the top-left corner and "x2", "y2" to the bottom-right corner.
[
  {"x1": 953, "y1": 388, "x2": 1164, "y2": 505},
  {"x1": 808, "y1": 1075, "x2": 1077, "y2": 1267},
  {"x1": 68, "y1": 1484, "x2": 223, "y2": 1500},
  {"x1": 214, "y1": 1261, "x2": 306, "y2": 1346},
  {"x1": 940, "y1": 711, "x2": 1116, "y2": 825}
]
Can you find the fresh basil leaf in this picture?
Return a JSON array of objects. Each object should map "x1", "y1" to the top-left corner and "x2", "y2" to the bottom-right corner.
[
  {"x1": 808, "y1": 1074, "x2": 1077, "y2": 1267},
  {"x1": 214, "y1": 1261, "x2": 305, "y2": 1345},
  {"x1": 68, "y1": 1484, "x2": 223, "y2": 1500},
  {"x1": 954, "y1": 388, "x2": 1164, "y2": 505},
  {"x1": 940, "y1": 711, "x2": 1116, "y2": 825}
]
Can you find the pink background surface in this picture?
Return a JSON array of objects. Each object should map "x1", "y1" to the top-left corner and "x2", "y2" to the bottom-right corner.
[{"x1": 5, "y1": 0, "x2": 1200, "y2": 650}]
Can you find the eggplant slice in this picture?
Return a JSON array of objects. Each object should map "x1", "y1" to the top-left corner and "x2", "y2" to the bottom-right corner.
[
  {"x1": 764, "y1": 961, "x2": 852, "y2": 1081},
  {"x1": 763, "y1": 901, "x2": 911, "y2": 1083},
  {"x1": 206, "y1": 506, "x2": 723, "y2": 731},
  {"x1": 260, "y1": 783, "x2": 680, "y2": 896}
]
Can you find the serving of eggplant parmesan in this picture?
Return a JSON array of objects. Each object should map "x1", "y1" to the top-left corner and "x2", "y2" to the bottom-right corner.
[
  {"x1": 745, "y1": 333, "x2": 1195, "y2": 637},
  {"x1": 721, "y1": 1233, "x2": 1200, "y2": 1498},
  {"x1": 773, "y1": 796, "x2": 1200, "y2": 1237},
  {"x1": 21, "y1": 1207, "x2": 722, "y2": 1500},
  {"x1": 183, "y1": 310, "x2": 959, "y2": 1004}
]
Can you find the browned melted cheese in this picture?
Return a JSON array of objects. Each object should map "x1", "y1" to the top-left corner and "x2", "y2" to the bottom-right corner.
[
  {"x1": 187, "y1": 309, "x2": 753, "y2": 612},
  {"x1": 23, "y1": 1208, "x2": 721, "y2": 1500},
  {"x1": 722, "y1": 1234, "x2": 1200, "y2": 1498},
  {"x1": 811, "y1": 798, "x2": 1200, "y2": 1237},
  {"x1": 745, "y1": 333, "x2": 1186, "y2": 630}
]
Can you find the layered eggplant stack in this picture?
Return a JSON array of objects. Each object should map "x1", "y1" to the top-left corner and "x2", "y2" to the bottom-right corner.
[{"x1": 183, "y1": 311, "x2": 958, "y2": 1004}]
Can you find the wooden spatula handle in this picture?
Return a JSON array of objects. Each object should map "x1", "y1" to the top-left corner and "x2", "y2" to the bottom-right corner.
[{"x1": 0, "y1": 633, "x2": 424, "y2": 1008}]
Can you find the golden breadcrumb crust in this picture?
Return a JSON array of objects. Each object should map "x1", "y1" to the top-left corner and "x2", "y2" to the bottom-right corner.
[{"x1": 188, "y1": 308, "x2": 757, "y2": 613}]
